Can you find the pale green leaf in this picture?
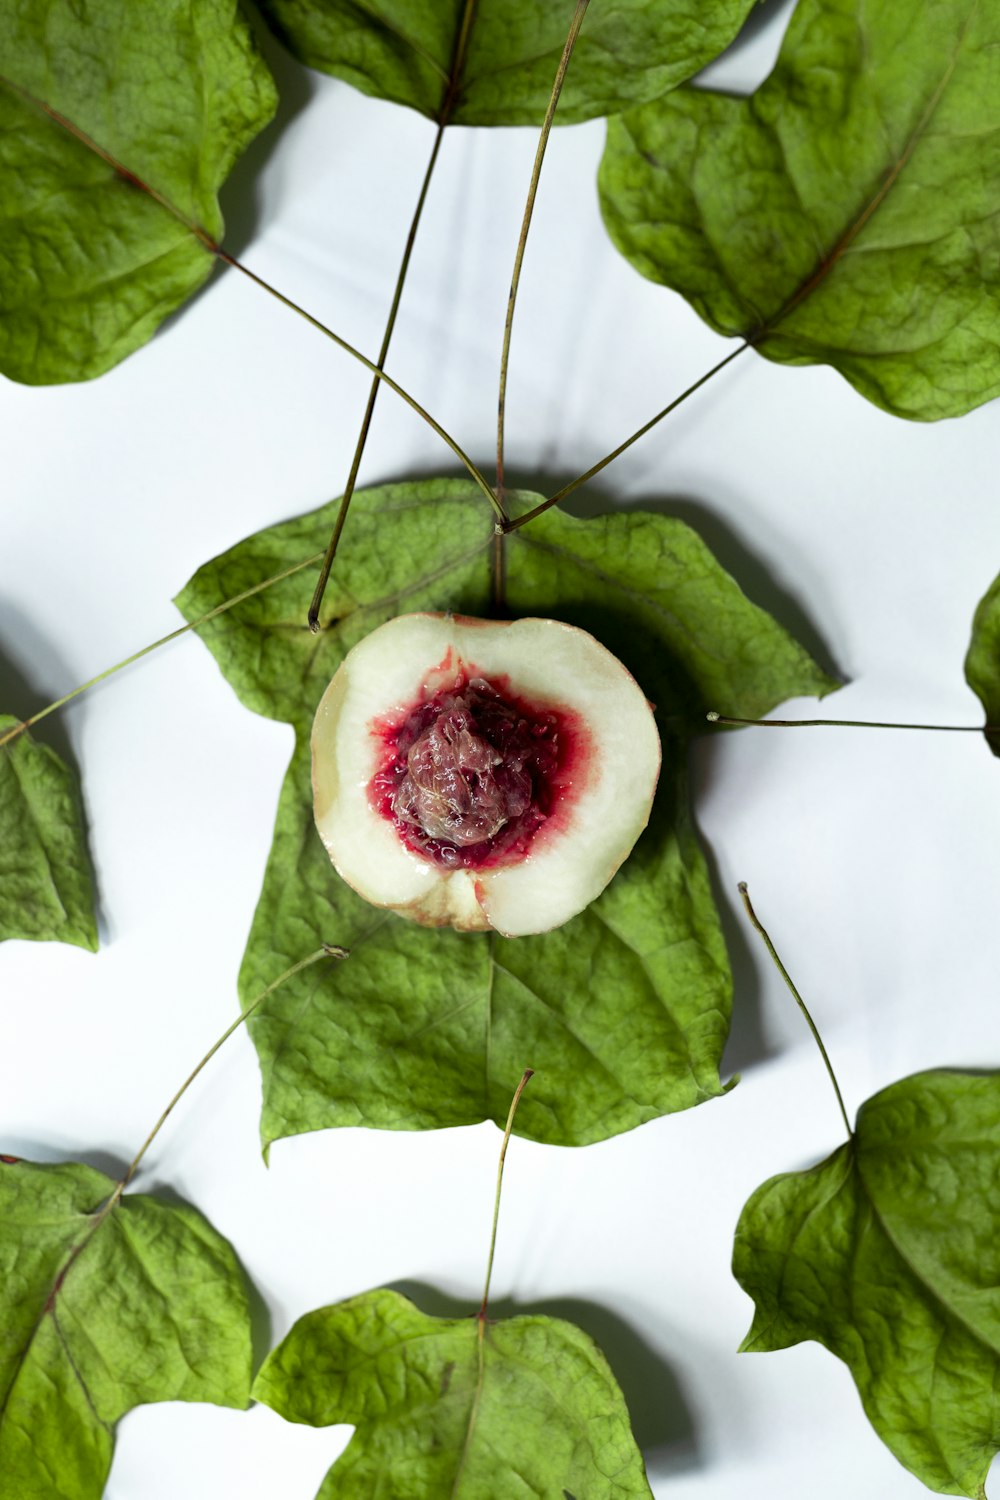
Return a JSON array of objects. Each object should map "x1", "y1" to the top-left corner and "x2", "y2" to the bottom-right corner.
[
  {"x1": 0, "y1": 1157, "x2": 252, "y2": 1500},
  {"x1": 0, "y1": 716, "x2": 97, "y2": 951},
  {"x1": 965, "y1": 571, "x2": 1000, "y2": 756},
  {"x1": 255, "y1": 0, "x2": 755, "y2": 126},
  {"x1": 0, "y1": 0, "x2": 276, "y2": 383},
  {"x1": 176, "y1": 479, "x2": 835, "y2": 1149},
  {"x1": 599, "y1": 0, "x2": 1000, "y2": 420},
  {"x1": 734, "y1": 1070, "x2": 1000, "y2": 1498},
  {"x1": 254, "y1": 1287, "x2": 653, "y2": 1497}
]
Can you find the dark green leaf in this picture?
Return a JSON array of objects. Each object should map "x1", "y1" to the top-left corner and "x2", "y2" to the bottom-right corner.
[
  {"x1": 254, "y1": 1286, "x2": 653, "y2": 1497},
  {"x1": 0, "y1": 0, "x2": 276, "y2": 383},
  {"x1": 599, "y1": 0, "x2": 1000, "y2": 421},
  {"x1": 0, "y1": 716, "x2": 97, "y2": 951},
  {"x1": 176, "y1": 479, "x2": 835, "y2": 1149},
  {"x1": 965, "y1": 572, "x2": 1000, "y2": 755},
  {"x1": 734, "y1": 1070, "x2": 1000, "y2": 1498},
  {"x1": 0, "y1": 1157, "x2": 252, "y2": 1500},
  {"x1": 255, "y1": 0, "x2": 755, "y2": 126}
]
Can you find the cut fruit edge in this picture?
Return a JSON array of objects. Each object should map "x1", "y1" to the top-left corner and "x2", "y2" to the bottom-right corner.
[{"x1": 311, "y1": 614, "x2": 662, "y2": 936}]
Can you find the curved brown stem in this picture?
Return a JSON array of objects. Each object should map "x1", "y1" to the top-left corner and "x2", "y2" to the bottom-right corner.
[
  {"x1": 504, "y1": 343, "x2": 748, "y2": 531},
  {"x1": 307, "y1": 0, "x2": 487, "y2": 632},
  {"x1": 496, "y1": 0, "x2": 591, "y2": 497}
]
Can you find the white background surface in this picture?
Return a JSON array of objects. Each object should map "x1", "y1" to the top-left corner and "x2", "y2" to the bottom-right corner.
[{"x1": 3, "y1": 2, "x2": 1000, "y2": 1496}]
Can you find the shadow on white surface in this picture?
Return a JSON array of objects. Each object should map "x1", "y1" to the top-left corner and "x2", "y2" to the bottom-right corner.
[{"x1": 390, "y1": 1278, "x2": 701, "y2": 1480}]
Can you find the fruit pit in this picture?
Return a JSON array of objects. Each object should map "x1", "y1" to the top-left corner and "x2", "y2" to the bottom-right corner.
[{"x1": 369, "y1": 674, "x2": 575, "y2": 870}]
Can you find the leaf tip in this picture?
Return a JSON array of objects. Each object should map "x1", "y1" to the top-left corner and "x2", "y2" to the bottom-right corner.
[{"x1": 816, "y1": 671, "x2": 847, "y2": 702}]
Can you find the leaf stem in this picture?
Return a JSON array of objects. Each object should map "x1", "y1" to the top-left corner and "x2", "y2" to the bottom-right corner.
[
  {"x1": 0, "y1": 550, "x2": 326, "y2": 753},
  {"x1": 0, "y1": 73, "x2": 499, "y2": 517},
  {"x1": 709, "y1": 710, "x2": 997, "y2": 733},
  {"x1": 451, "y1": 1068, "x2": 533, "y2": 1496},
  {"x1": 491, "y1": 528, "x2": 506, "y2": 615},
  {"x1": 304, "y1": 141, "x2": 445, "y2": 632},
  {"x1": 496, "y1": 0, "x2": 591, "y2": 496},
  {"x1": 480, "y1": 1068, "x2": 534, "y2": 1320},
  {"x1": 738, "y1": 884, "x2": 852, "y2": 1141},
  {"x1": 307, "y1": 0, "x2": 487, "y2": 632},
  {"x1": 19, "y1": 946, "x2": 345, "y2": 1352},
  {"x1": 504, "y1": 342, "x2": 748, "y2": 531},
  {"x1": 121, "y1": 946, "x2": 345, "y2": 1192},
  {"x1": 219, "y1": 251, "x2": 502, "y2": 521}
]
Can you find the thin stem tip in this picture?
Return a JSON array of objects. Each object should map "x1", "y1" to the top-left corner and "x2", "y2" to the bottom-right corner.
[
  {"x1": 738, "y1": 884, "x2": 853, "y2": 1142},
  {"x1": 480, "y1": 1067, "x2": 534, "y2": 1320}
]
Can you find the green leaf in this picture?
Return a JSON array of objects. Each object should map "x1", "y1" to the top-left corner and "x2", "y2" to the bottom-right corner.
[
  {"x1": 0, "y1": 1156, "x2": 252, "y2": 1500},
  {"x1": 0, "y1": 0, "x2": 276, "y2": 384},
  {"x1": 254, "y1": 1286, "x2": 653, "y2": 1497},
  {"x1": 0, "y1": 716, "x2": 97, "y2": 951},
  {"x1": 254, "y1": 0, "x2": 755, "y2": 126},
  {"x1": 177, "y1": 480, "x2": 834, "y2": 1149},
  {"x1": 965, "y1": 571, "x2": 1000, "y2": 756},
  {"x1": 733, "y1": 1070, "x2": 1000, "y2": 1499},
  {"x1": 599, "y1": 0, "x2": 1000, "y2": 421}
]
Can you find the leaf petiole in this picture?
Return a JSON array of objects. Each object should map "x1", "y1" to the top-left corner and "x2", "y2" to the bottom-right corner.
[
  {"x1": 219, "y1": 252, "x2": 501, "y2": 519},
  {"x1": 1, "y1": 71, "x2": 498, "y2": 517},
  {"x1": 480, "y1": 1067, "x2": 534, "y2": 1320},
  {"x1": 496, "y1": 0, "x2": 591, "y2": 498},
  {"x1": 738, "y1": 884, "x2": 852, "y2": 1141},
  {"x1": 121, "y1": 945, "x2": 346, "y2": 1191},
  {"x1": 12, "y1": 947, "x2": 345, "y2": 1371},
  {"x1": 504, "y1": 342, "x2": 749, "y2": 530},
  {"x1": 490, "y1": 528, "x2": 506, "y2": 616},
  {"x1": 709, "y1": 710, "x2": 998, "y2": 733},
  {"x1": 452, "y1": 1067, "x2": 533, "y2": 1497},
  {"x1": 304, "y1": 126, "x2": 451, "y2": 632},
  {"x1": 0, "y1": 551, "x2": 327, "y2": 753},
  {"x1": 307, "y1": 0, "x2": 485, "y2": 632}
]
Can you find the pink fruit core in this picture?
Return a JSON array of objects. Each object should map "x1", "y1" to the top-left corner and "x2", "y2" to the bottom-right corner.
[{"x1": 370, "y1": 670, "x2": 587, "y2": 871}]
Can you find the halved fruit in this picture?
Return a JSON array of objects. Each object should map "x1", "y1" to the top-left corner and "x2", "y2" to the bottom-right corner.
[{"x1": 311, "y1": 614, "x2": 661, "y2": 937}]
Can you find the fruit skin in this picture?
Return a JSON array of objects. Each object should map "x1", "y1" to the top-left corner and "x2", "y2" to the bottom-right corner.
[{"x1": 311, "y1": 613, "x2": 661, "y2": 937}]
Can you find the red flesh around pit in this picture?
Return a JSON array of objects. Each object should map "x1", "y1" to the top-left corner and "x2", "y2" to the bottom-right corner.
[{"x1": 368, "y1": 665, "x2": 593, "y2": 872}]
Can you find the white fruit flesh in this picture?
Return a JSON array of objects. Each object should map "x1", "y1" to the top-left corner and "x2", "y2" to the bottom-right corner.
[{"x1": 311, "y1": 614, "x2": 661, "y2": 937}]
